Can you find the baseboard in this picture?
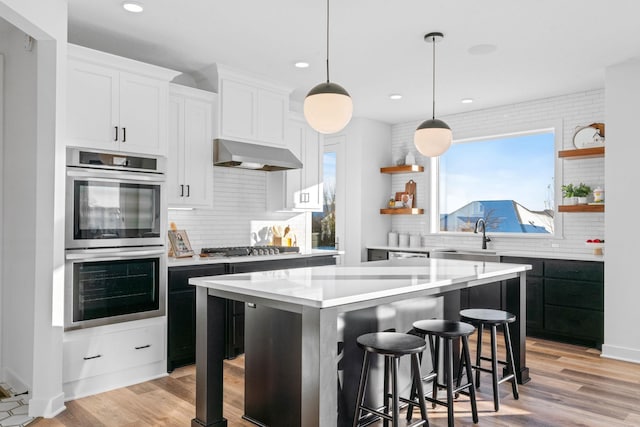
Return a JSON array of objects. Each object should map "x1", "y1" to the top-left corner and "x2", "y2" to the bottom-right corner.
[
  {"x1": 601, "y1": 343, "x2": 640, "y2": 364},
  {"x1": 2, "y1": 366, "x2": 29, "y2": 395},
  {"x1": 29, "y1": 392, "x2": 66, "y2": 418},
  {"x1": 63, "y1": 361, "x2": 168, "y2": 401}
]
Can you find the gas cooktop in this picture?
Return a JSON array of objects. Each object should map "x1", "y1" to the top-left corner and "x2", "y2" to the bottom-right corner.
[{"x1": 200, "y1": 246, "x2": 300, "y2": 257}]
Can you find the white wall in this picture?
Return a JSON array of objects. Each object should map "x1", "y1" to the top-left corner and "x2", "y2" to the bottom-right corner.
[
  {"x1": 2, "y1": 22, "x2": 38, "y2": 393},
  {"x1": 391, "y1": 89, "x2": 605, "y2": 259},
  {"x1": 602, "y1": 59, "x2": 640, "y2": 363},
  {"x1": 340, "y1": 117, "x2": 392, "y2": 265},
  {"x1": 0, "y1": 0, "x2": 67, "y2": 417}
]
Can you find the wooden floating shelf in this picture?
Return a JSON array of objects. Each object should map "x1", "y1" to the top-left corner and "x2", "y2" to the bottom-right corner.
[
  {"x1": 380, "y1": 208, "x2": 424, "y2": 215},
  {"x1": 558, "y1": 204, "x2": 604, "y2": 213},
  {"x1": 380, "y1": 165, "x2": 424, "y2": 174},
  {"x1": 558, "y1": 147, "x2": 604, "y2": 159}
]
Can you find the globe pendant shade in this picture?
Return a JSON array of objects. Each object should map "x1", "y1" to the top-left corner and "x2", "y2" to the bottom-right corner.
[
  {"x1": 304, "y1": 82, "x2": 353, "y2": 134},
  {"x1": 413, "y1": 118, "x2": 452, "y2": 157}
]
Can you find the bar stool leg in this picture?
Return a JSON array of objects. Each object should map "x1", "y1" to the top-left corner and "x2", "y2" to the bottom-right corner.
[
  {"x1": 384, "y1": 357, "x2": 390, "y2": 427},
  {"x1": 475, "y1": 323, "x2": 483, "y2": 388},
  {"x1": 432, "y1": 336, "x2": 440, "y2": 409},
  {"x1": 462, "y1": 335, "x2": 479, "y2": 423},
  {"x1": 353, "y1": 352, "x2": 370, "y2": 427},
  {"x1": 391, "y1": 357, "x2": 400, "y2": 427},
  {"x1": 490, "y1": 325, "x2": 500, "y2": 411},
  {"x1": 503, "y1": 323, "x2": 520, "y2": 400},
  {"x1": 410, "y1": 353, "x2": 429, "y2": 425},
  {"x1": 444, "y1": 338, "x2": 454, "y2": 427}
]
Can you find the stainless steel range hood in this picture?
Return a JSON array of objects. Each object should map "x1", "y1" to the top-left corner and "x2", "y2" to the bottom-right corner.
[{"x1": 213, "y1": 139, "x2": 302, "y2": 171}]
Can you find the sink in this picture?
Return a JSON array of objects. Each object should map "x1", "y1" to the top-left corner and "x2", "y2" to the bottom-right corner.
[{"x1": 430, "y1": 248, "x2": 500, "y2": 262}]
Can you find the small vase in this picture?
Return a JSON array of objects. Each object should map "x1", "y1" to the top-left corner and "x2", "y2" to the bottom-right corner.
[
  {"x1": 577, "y1": 196, "x2": 588, "y2": 205},
  {"x1": 563, "y1": 197, "x2": 576, "y2": 206}
]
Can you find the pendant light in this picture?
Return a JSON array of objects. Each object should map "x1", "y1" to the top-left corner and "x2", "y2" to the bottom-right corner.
[
  {"x1": 414, "y1": 32, "x2": 452, "y2": 157},
  {"x1": 303, "y1": 0, "x2": 353, "y2": 134}
]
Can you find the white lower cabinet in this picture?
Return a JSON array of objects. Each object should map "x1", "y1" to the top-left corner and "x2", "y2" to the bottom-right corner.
[
  {"x1": 63, "y1": 319, "x2": 165, "y2": 399},
  {"x1": 285, "y1": 117, "x2": 323, "y2": 211},
  {"x1": 168, "y1": 85, "x2": 216, "y2": 207}
]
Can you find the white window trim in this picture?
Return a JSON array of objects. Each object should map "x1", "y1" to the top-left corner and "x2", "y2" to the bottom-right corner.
[{"x1": 429, "y1": 119, "x2": 564, "y2": 238}]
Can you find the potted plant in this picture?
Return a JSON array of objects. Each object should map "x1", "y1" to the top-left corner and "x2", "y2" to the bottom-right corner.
[
  {"x1": 573, "y1": 183, "x2": 592, "y2": 204},
  {"x1": 561, "y1": 183, "x2": 576, "y2": 205}
]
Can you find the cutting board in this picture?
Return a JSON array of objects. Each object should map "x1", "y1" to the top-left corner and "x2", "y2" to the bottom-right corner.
[{"x1": 405, "y1": 179, "x2": 416, "y2": 206}]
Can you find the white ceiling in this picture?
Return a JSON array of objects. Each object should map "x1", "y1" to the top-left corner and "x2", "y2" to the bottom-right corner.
[{"x1": 67, "y1": 0, "x2": 640, "y2": 125}]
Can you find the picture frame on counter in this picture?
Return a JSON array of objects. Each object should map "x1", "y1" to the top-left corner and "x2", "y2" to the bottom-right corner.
[{"x1": 168, "y1": 229, "x2": 194, "y2": 258}]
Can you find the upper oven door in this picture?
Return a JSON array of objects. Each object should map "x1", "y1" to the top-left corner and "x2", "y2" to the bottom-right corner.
[{"x1": 66, "y1": 167, "x2": 165, "y2": 249}]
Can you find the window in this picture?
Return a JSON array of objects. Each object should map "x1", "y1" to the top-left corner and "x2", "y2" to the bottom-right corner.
[
  {"x1": 438, "y1": 131, "x2": 555, "y2": 234},
  {"x1": 312, "y1": 151, "x2": 336, "y2": 249}
]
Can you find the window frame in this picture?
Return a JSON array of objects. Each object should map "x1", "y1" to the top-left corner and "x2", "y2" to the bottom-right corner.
[{"x1": 428, "y1": 121, "x2": 564, "y2": 239}]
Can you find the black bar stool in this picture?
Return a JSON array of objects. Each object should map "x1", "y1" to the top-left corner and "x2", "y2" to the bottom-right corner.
[
  {"x1": 459, "y1": 308, "x2": 519, "y2": 411},
  {"x1": 353, "y1": 332, "x2": 429, "y2": 427},
  {"x1": 407, "y1": 319, "x2": 478, "y2": 427}
]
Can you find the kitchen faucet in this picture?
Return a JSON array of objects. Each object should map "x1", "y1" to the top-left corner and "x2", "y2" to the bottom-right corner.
[{"x1": 474, "y1": 218, "x2": 491, "y2": 250}]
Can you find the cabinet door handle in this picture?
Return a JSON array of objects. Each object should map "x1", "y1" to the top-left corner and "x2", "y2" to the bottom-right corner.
[
  {"x1": 122, "y1": 127, "x2": 126, "y2": 142},
  {"x1": 186, "y1": 185, "x2": 190, "y2": 197},
  {"x1": 83, "y1": 354, "x2": 102, "y2": 360},
  {"x1": 114, "y1": 126, "x2": 118, "y2": 141},
  {"x1": 135, "y1": 344, "x2": 151, "y2": 350},
  {"x1": 180, "y1": 184, "x2": 184, "y2": 197}
]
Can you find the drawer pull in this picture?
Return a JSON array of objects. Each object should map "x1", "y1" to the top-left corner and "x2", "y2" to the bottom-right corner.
[
  {"x1": 83, "y1": 354, "x2": 102, "y2": 360},
  {"x1": 135, "y1": 344, "x2": 151, "y2": 350}
]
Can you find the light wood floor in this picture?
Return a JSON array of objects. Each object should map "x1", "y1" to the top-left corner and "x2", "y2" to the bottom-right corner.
[{"x1": 31, "y1": 337, "x2": 640, "y2": 426}]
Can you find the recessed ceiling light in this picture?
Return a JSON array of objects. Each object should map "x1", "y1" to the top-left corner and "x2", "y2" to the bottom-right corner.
[
  {"x1": 468, "y1": 44, "x2": 497, "y2": 55},
  {"x1": 122, "y1": 1, "x2": 144, "y2": 13},
  {"x1": 461, "y1": 98, "x2": 474, "y2": 104},
  {"x1": 389, "y1": 94, "x2": 403, "y2": 100},
  {"x1": 294, "y1": 62, "x2": 310, "y2": 69}
]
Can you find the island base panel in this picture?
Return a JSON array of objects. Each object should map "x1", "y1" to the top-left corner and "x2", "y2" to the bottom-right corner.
[{"x1": 244, "y1": 304, "x2": 302, "y2": 426}]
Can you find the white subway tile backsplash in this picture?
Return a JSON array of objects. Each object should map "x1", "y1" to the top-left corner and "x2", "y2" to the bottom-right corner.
[
  {"x1": 168, "y1": 167, "x2": 309, "y2": 253},
  {"x1": 391, "y1": 89, "x2": 605, "y2": 259}
]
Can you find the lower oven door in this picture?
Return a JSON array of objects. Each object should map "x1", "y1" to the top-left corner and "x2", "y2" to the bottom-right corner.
[{"x1": 65, "y1": 246, "x2": 166, "y2": 330}]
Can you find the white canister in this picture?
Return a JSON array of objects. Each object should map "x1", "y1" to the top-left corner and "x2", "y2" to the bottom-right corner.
[
  {"x1": 388, "y1": 232, "x2": 399, "y2": 247},
  {"x1": 593, "y1": 187, "x2": 604, "y2": 203},
  {"x1": 410, "y1": 234, "x2": 421, "y2": 248},
  {"x1": 399, "y1": 234, "x2": 409, "y2": 247}
]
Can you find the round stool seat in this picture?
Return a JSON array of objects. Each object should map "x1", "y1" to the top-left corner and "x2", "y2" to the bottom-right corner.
[
  {"x1": 460, "y1": 308, "x2": 516, "y2": 324},
  {"x1": 412, "y1": 319, "x2": 475, "y2": 338},
  {"x1": 356, "y1": 332, "x2": 426, "y2": 356}
]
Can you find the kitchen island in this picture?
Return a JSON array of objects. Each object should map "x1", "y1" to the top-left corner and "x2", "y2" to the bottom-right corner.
[{"x1": 190, "y1": 258, "x2": 531, "y2": 427}]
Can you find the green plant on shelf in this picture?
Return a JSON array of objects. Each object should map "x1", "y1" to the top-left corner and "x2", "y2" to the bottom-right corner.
[
  {"x1": 573, "y1": 183, "x2": 591, "y2": 197},
  {"x1": 561, "y1": 184, "x2": 575, "y2": 198}
]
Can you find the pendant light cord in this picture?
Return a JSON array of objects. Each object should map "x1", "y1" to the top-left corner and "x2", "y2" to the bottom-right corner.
[
  {"x1": 326, "y1": 0, "x2": 330, "y2": 83},
  {"x1": 432, "y1": 34, "x2": 436, "y2": 120}
]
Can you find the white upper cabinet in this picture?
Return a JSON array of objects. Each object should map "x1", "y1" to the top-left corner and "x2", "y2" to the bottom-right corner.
[
  {"x1": 168, "y1": 85, "x2": 216, "y2": 208},
  {"x1": 66, "y1": 44, "x2": 180, "y2": 156},
  {"x1": 217, "y1": 65, "x2": 290, "y2": 147},
  {"x1": 285, "y1": 116, "x2": 323, "y2": 211}
]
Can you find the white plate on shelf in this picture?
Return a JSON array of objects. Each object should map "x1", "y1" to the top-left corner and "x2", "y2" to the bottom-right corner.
[{"x1": 573, "y1": 124, "x2": 605, "y2": 149}]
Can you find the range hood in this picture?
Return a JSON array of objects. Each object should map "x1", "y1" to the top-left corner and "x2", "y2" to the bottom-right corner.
[{"x1": 213, "y1": 139, "x2": 303, "y2": 171}]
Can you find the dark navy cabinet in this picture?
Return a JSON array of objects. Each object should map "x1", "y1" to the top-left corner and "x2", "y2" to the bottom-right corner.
[
  {"x1": 502, "y1": 256, "x2": 604, "y2": 348},
  {"x1": 167, "y1": 264, "x2": 226, "y2": 372}
]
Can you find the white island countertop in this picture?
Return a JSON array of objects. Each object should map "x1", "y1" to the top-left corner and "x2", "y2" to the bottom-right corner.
[
  {"x1": 190, "y1": 257, "x2": 532, "y2": 427},
  {"x1": 189, "y1": 257, "x2": 531, "y2": 309}
]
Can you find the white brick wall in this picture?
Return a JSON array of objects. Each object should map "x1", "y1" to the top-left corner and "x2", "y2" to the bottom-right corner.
[
  {"x1": 390, "y1": 89, "x2": 605, "y2": 258},
  {"x1": 168, "y1": 167, "x2": 308, "y2": 253}
]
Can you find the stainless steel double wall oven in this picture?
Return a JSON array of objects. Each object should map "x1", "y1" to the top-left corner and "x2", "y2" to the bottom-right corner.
[{"x1": 65, "y1": 148, "x2": 167, "y2": 330}]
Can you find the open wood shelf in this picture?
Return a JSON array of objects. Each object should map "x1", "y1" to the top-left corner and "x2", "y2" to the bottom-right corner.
[
  {"x1": 558, "y1": 204, "x2": 604, "y2": 213},
  {"x1": 380, "y1": 165, "x2": 424, "y2": 174},
  {"x1": 558, "y1": 147, "x2": 604, "y2": 159},
  {"x1": 380, "y1": 208, "x2": 424, "y2": 215}
]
